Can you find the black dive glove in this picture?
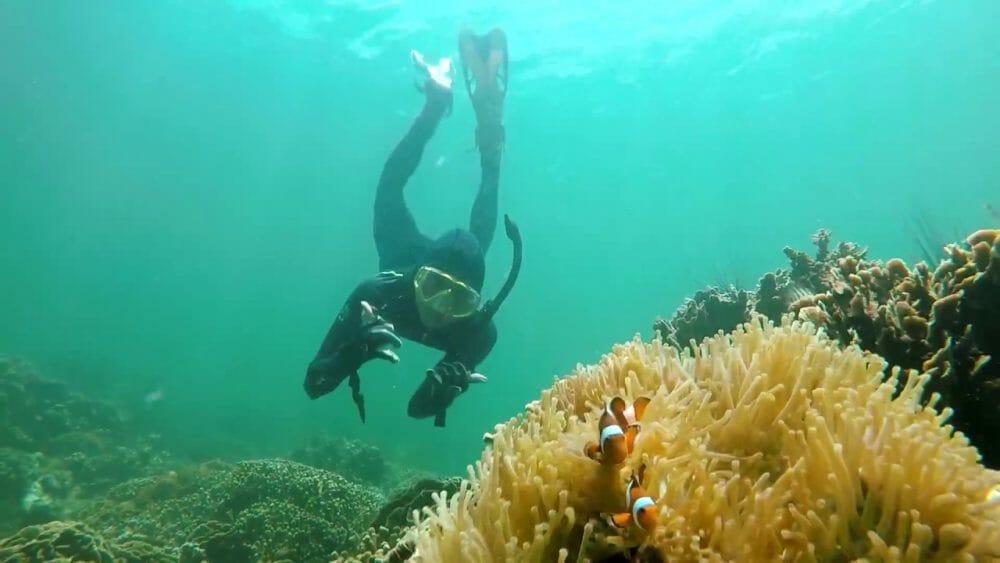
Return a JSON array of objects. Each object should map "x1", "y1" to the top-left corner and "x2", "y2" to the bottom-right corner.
[
  {"x1": 353, "y1": 300, "x2": 403, "y2": 365},
  {"x1": 342, "y1": 299, "x2": 402, "y2": 422},
  {"x1": 424, "y1": 361, "x2": 487, "y2": 427},
  {"x1": 337, "y1": 272, "x2": 406, "y2": 370},
  {"x1": 304, "y1": 292, "x2": 402, "y2": 421}
]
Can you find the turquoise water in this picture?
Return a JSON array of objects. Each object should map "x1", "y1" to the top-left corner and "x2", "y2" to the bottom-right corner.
[{"x1": 1, "y1": 1, "x2": 997, "y2": 475}]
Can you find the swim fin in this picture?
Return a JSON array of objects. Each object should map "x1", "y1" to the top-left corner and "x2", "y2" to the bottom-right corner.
[
  {"x1": 459, "y1": 27, "x2": 508, "y2": 154},
  {"x1": 459, "y1": 27, "x2": 508, "y2": 102}
]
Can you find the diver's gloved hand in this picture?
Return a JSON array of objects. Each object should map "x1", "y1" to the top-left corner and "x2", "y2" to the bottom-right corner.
[
  {"x1": 426, "y1": 361, "x2": 487, "y2": 397},
  {"x1": 355, "y1": 300, "x2": 403, "y2": 365},
  {"x1": 303, "y1": 296, "x2": 402, "y2": 402},
  {"x1": 423, "y1": 361, "x2": 487, "y2": 426},
  {"x1": 313, "y1": 299, "x2": 402, "y2": 422}
]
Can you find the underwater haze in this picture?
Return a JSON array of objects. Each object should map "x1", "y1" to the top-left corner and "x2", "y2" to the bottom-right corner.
[{"x1": 2, "y1": 0, "x2": 998, "y2": 478}]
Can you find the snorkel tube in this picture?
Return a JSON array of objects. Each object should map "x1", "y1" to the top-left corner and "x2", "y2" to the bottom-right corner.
[
  {"x1": 479, "y1": 214, "x2": 522, "y2": 323},
  {"x1": 431, "y1": 215, "x2": 519, "y2": 428}
]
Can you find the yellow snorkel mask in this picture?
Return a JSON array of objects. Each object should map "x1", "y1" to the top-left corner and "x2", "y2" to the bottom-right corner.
[{"x1": 414, "y1": 266, "x2": 482, "y2": 328}]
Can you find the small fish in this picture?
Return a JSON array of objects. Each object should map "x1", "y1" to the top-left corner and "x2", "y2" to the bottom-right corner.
[
  {"x1": 608, "y1": 465, "x2": 658, "y2": 533},
  {"x1": 143, "y1": 388, "x2": 165, "y2": 409},
  {"x1": 584, "y1": 396, "x2": 650, "y2": 466}
]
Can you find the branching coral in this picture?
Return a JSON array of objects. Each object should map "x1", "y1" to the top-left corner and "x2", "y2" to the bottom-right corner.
[
  {"x1": 785, "y1": 229, "x2": 1000, "y2": 467},
  {"x1": 406, "y1": 318, "x2": 1000, "y2": 562},
  {"x1": 658, "y1": 229, "x2": 1000, "y2": 468}
]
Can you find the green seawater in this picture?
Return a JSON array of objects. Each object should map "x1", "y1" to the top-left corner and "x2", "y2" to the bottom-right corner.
[{"x1": 1, "y1": 1, "x2": 997, "y2": 477}]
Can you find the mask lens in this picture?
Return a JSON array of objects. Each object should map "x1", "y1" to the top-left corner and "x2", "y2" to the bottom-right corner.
[
  {"x1": 415, "y1": 267, "x2": 481, "y2": 319},
  {"x1": 417, "y1": 267, "x2": 451, "y2": 299}
]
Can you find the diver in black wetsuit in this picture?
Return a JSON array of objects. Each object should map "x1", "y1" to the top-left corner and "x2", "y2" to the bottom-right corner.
[{"x1": 304, "y1": 28, "x2": 519, "y2": 427}]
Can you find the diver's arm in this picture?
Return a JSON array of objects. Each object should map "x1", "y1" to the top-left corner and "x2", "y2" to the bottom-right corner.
[
  {"x1": 304, "y1": 274, "x2": 404, "y2": 400},
  {"x1": 407, "y1": 320, "x2": 497, "y2": 426}
]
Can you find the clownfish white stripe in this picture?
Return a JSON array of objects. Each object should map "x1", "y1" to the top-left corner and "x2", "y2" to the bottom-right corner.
[
  {"x1": 600, "y1": 424, "x2": 624, "y2": 447},
  {"x1": 631, "y1": 496, "x2": 654, "y2": 521},
  {"x1": 622, "y1": 406, "x2": 638, "y2": 426}
]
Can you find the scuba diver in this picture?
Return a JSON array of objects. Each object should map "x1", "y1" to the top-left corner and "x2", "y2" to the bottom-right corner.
[{"x1": 304, "y1": 28, "x2": 520, "y2": 427}]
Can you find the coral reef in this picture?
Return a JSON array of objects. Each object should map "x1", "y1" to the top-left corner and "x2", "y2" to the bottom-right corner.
[
  {"x1": 0, "y1": 355, "x2": 412, "y2": 561},
  {"x1": 290, "y1": 433, "x2": 388, "y2": 487},
  {"x1": 0, "y1": 449, "x2": 64, "y2": 534},
  {"x1": 373, "y1": 477, "x2": 464, "y2": 532},
  {"x1": 653, "y1": 286, "x2": 752, "y2": 349},
  {"x1": 0, "y1": 356, "x2": 124, "y2": 452},
  {"x1": 781, "y1": 229, "x2": 1000, "y2": 468},
  {"x1": 0, "y1": 520, "x2": 169, "y2": 562},
  {"x1": 75, "y1": 458, "x2": 385, "y2": 561},
  {"x1": 406, "y1": 318, "x2": 1000, "y2": 561},
  {"x1": 0, "y1": 357, "x2": 173, "y2": 536},
  {"x1": 339, "y1": 476, "x2": 465, "y2": 562},
  {"x1": 657, "y1": 228, "x2": 1000, "y2": 468}
]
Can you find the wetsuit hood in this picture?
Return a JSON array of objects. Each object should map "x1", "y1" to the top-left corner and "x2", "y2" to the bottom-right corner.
[{"x1": 423, "y1": 229, "x2": 485, "y2": 292}]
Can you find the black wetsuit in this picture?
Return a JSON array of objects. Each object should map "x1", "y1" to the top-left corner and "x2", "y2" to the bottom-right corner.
[{"x1": 305, "y1": 92, "x2": 502, "y2": 427}]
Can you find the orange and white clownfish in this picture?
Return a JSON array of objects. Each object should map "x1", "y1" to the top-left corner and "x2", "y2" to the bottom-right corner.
[
  {"x1": 619, "y1": 395, "x2": 650, "y2": 428},
  {"x1": 584, "y1": 396, "x2": 651, "y2": 466},
  {"x1": 609, "y1": 465, "x2": 657, "y2": 533}
]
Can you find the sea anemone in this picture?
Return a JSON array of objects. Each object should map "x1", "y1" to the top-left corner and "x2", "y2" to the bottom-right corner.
[{"x1": 407, "y1": 318, "x2": 1000, "y2": 562}]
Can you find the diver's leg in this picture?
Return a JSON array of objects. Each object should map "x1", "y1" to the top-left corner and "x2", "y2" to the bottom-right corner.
[
  {"x1": 461, "y1": 28, "x2": 507, "y2": 254},
  {"x1": 373, "y1": 77, "x2": 453, "y2": 270},
  {"x1": 469, "y1": 148, "x2": 501, "y2": 253}
]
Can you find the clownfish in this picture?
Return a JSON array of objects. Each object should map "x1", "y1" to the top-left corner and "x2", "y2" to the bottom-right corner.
[
  {"x1": 609, "y1": 465, "x2": 657, "y2": 533},
  {"x1": 584, "y1": 396, "x2": 651, "y2": 466},
  {"x1": 619, "y1": 396, "x2": 650, "y2": 428}
]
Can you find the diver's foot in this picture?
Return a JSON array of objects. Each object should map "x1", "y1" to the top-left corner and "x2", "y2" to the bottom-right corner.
[
  {"x1": 412, "y1": 50, "x2": 454, "y2": 114},
  {"x1": 459, "y1": 28, "x2": 507, "y2": 152}
]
